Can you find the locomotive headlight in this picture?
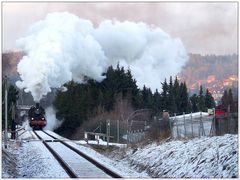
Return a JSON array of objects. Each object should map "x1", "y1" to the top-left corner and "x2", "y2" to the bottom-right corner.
[
  {"x1": 31, "y1": 118, "x2": 34, "y2": 120},
  {"x1": 42, "y1": 118, "x2": 44, "y2": 120}
]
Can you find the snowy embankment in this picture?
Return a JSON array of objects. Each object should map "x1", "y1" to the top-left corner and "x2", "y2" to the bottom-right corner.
[
  {"x1": 3, "y1": 128, "x2": 237, "y2": 178},
  {"x1": 116, "y1": 134, "x2": 238, "y2": 178}
]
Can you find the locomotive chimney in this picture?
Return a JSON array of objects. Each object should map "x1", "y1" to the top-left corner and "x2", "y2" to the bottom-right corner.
[{"x1": 36, "y1": 103, "x2": 40, "y2": 109}]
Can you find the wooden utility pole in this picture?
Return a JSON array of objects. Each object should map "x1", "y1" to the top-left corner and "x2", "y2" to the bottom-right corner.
[{"x1": 4, "y1": 76, "x2": 8, "y2": 149}]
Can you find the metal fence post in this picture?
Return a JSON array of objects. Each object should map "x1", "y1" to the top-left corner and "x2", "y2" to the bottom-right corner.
[
  {"x1": 106, "y1": 120, "x2": 110, "y2": 147},
  {"x1": 126, "y1": 130, "x2": 128, "y2": 145},
  {"x1": 191, "y1": 112, "x2": 194, "y2": 137},
  {"x1": 219, "y1": 114, "x2": 221, "y2": 135},
  {"x1": 175, "y1": 113, "x2": 179, "y2": 138},
  {"x1": 4, "y1": 76, "x2": 8, "y2": 149},
  {"x1": 183, "y1": 112, "x2": 187, "y2": 137},
  {"x1": 169, "y1": 117, "x2": 172, "y2": 139},
  {"x1": 199, "y1": 112, "x2": 205, "y2": 136},
  {"x1": 202, "y1": 112, "x2": 205, "y2": 136},
  {"x1": 100, "y1": 122, "x2": 102, "y2": 133},
  {"x1": 227, "y1": 112, "x2": 230, "y2": 134},
  {"x1": 213, "y1": 108, "x2": 216, "y2": 136},
  {"x1": 199, "y1": 112, "x2": 202, "y2": 137}
]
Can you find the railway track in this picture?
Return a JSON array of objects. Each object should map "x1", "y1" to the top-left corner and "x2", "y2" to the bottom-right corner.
[{"x1": 33, "y1": 130, "x2": 122, "y2": 178}]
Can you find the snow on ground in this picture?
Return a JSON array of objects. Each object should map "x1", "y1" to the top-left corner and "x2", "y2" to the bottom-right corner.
[
  {"x1": 76, "y1": 139, "x2": 127, "y2": 148},
  {"x1": 170, "y1": 112, "x2": 209, "y2": 119},
  {"x1": 46, "y1": 129, "x2": 126, "y2": 148},
  {"x1": 14, "y1": 141, "x2": 69, "y2": 178},
  {"x1": 106, "y1": 134, "x2": 238, "y2": 178},
  {"x1": 2, "y1": 130, "x2": 68, "y2": 178},
  {"x1": 3, "y1": 126, "x2": 238, "y2": 178},
  {"x1": 2, "y1": 129, "x2": 149, "y2": 178},
  {"x1": 2, "y1": 145, "x2": 18, "y2": 178}
]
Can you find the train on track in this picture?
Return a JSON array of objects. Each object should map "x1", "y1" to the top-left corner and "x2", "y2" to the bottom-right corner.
[{"x1": 28, "y1": 103, "x2": 47, "y2": 130}]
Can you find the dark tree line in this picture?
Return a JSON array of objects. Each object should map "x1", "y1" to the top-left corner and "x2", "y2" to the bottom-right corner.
[
  {"x1": 143, "y1": 77, "x2": 216, "y2": 116},
  {"x1": 189, "y1": 85, "x2": 216, "y2": 113},
  {"x1": 53, "y1": 65, "x2": 216, "y2": 135},
  {"x1": 2, "y1": 81, "x2": 19, "y2": 129},
  {"x1": 221, "y1": 89, "x2": 237, "y2": 112},
  {"x1": 54, "y1": 65, "x2": 140, "y2": 136}
]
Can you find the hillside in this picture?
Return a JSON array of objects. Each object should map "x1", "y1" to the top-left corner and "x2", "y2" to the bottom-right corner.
[
  {"x1": 2, "y1": 52, "x2": 238, "y2": 95},
  {"x1": 178, "y1": 54, "x2": 238, "y2": 94},
  {"x1": 2, "y1": 51, "x2": 24, "y2": 76}
]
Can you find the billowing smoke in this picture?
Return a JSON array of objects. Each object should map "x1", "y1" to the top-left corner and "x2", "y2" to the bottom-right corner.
[
  {"x1": 44, "y1": 106, "x2": 63, "y2": 130},
  {"x1": 16, "y1": 12, "x2": 188, "y2": 102}
]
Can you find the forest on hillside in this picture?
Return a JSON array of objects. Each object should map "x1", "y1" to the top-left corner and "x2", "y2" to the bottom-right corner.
[{"x1": 179, "y1": 53, "x2": 238, "y2": 84}]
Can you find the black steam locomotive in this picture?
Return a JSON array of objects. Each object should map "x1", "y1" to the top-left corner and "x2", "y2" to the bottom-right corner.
[{"x1": 29, "y1": 103, "x2": 47, "y2": 130}]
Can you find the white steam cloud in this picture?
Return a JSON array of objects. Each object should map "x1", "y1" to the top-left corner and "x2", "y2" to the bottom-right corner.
[
  {"x1": 44, "y1": 106, "x2": 63, "y2": 130},
  {"x1": 16, "y1": 12, "x2": 188, "y2": 102}
]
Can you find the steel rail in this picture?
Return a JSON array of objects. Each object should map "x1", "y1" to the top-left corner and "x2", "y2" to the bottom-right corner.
[
  {"x1": 42, "y1": 130, "x2": 122, "y2": 178},
  {"x1": 33, "y1": 130, "x2": 78, "y2": 178}
]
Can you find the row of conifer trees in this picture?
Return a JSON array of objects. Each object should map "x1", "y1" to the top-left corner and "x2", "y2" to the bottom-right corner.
[{"x1": 53, "y1": 65, "x2": 216, "y2": 135}]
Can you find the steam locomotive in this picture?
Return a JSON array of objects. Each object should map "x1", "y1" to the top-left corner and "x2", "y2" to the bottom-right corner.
[{"x1": 29, "y1": 103, "x2": 47, "y2": 130}]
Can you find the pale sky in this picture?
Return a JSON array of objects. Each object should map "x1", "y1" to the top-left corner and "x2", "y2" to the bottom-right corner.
[{"x1": 2, "y1": 2, "x2": 238, "y2": 55}]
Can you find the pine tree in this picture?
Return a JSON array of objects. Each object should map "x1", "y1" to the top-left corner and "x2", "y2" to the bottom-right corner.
[
  {"x1": 205, "y1": 89, "x2": 215, "y2": 109},
  {"x1": 101, "y1": 66, "x2": 116, "y2": 111},
  {"x1": 168, "y1": 76, "x2": 177, "y2": 115},
  {"x1": 2, "y1": 83, "x2": 19, "y2": 129},
  {"x1": 153, "y1": 89, "x2": 161, "y2": 113},
  {"x1": 190, "y1": 94, "x2": 199, "y2": 112},
  {"x1": 126, "y1": 68, "x2": 141, "y2": 109},
  {"x1": 147, "y1": 88, "x2": 153, "y2": 108},
  {"x1": 221, "y1": 89, "x2": 236, "y2": 112},
  {"x1": 198, "y1": 85, "x2": 206, "y2": 111},
  {"x1": 221, "y1": 90, "x2": 228, "y2": 111},
  {"x1": 179, "y1": 82, "x2": 189, "y2": 113},
  {"x1": 161, "y1": 78, "x2": 168, "y2": 111},
  {"x1": 142, "y1": 85, "x2": 149, "y2": 108},
  {"x1": 173, "y1": 76, "x2": 180, "y2": 113}
]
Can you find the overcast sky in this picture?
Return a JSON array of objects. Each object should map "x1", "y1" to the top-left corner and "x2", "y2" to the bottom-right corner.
[{"x1": 2, "y1": 2, "x2": 238, "y2": 55}]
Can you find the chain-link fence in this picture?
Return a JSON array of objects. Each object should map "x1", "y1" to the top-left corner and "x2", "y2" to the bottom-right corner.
[
  {"x1": 213, "y1": 113, "x2": 238, "y2": 136},
  {"x1": 81, "y1": 111, "x2": 238, "y2": 144},
  {"x1": 83, "y1": 119, "x2": 147, "y2": 144},
  {"x1": 169, "y1": 112, "x2": 213, "y2": 138},
  {"x1": 169, "y1": 112, "x2": 238, "y2": 139}
]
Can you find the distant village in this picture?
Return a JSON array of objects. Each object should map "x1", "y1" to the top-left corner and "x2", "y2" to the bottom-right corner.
[{"x1": 179, "y1": 74, "x2": 238, "y2": 102}]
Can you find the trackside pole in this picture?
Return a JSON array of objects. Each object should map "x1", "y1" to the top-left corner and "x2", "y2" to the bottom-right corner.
[
  {"x1": 4, "y1": 76, "x2": 8, "y2": 149},
  {"x1": 191, "y1": 112, "x2": 194, "y2": 137},
  {"x1": 183, "y1": 112, "x2": 186, "y2": 137}
]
